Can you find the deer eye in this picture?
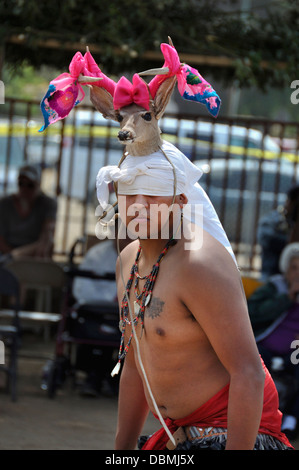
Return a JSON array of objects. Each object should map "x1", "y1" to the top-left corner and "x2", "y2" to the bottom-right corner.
[
  {"x1": 116, "y1": 114, "x2": 123, "y2": 123},
  {"x1": 142, "y1": 112, "x2": 152, "y2": 121}
]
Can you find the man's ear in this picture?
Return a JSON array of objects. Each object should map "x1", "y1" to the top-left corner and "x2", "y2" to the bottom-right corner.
[
  {"x1": 178, "y1": 193, "x2": 188, "y2": 207},
  {"x1": 89, "y1": 85, "x2": 118, "y2": 121},
  {"x1": 153, "y1": 76, "x2": 177, "y2": 120}
]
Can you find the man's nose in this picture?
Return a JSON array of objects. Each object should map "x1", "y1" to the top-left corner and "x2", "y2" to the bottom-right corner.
[{"x1": 133, "y1": 194, "x2": 149, "y2": 206}]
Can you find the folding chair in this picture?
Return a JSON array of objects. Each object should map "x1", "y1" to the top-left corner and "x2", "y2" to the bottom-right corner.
[
  {"x1": 5, "y1": 258, "x2": 66, "y2": 340},
  {"x1": 0, "y1": 266, "x2": 21, "y2": 401}
]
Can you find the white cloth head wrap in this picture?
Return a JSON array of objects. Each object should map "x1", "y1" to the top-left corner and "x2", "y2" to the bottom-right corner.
[{"x1": 96, "y1": 140, "x2": 236, "y2": 263}]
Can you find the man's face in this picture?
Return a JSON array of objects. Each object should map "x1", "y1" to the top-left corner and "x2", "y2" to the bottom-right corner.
[
  {"x1": 18, "y1": 176, "x2": 39, "y2": 201},
  {"x1": 118, "y1": 193, "x2": 184, "y2": 240}
]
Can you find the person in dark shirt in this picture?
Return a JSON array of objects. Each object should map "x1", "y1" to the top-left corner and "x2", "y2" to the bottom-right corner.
[
  {"x1": 257, "y1": 186, "x2": 299, "y2": 280},
  {"x1": 248, "y1": 242, "x2": 299, "y2": 439},
  {"x1": 0, "y1": 164, "x2": 57, "y2": 259}
]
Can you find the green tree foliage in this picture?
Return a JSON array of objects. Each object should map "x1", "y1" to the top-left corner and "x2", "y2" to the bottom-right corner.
[{"x1": 0, "y1": 0, "x2": 298, "y2": 89}]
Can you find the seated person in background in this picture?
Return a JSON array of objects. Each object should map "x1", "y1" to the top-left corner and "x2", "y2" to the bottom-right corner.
[
  {"x1": 247, "y1": 242, "x2": 299, "y2": 439},
  {"x1": 0, "y1": 164, "x2": 57, "y2": 260},
  {"x1": 257, "y1": 185, "x2": 299, "y2": 280}
]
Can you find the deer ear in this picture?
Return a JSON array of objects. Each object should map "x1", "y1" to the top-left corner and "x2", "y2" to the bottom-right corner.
[
  {"x1": 89, "y1": 85, "x2": 117, "y2": 121},
  {"x1": 153, "y1": 76, "x2": 177, "y2": 120}
]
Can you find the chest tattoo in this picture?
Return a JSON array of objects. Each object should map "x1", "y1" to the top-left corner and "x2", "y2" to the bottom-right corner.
[{"x1": 145, "y1": 296, "x2": 165, "y2": 319}]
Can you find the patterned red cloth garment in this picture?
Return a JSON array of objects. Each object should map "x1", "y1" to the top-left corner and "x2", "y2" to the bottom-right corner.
[{"x1": 141, "y1": 359, "x2": 293, "y2": 450}]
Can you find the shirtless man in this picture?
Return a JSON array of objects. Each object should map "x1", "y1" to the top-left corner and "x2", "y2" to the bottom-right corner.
[
  {"x1": 95, "y1": 144, "x2": 292, "y2": 451},
  {"x1": 113, "y1": 193, "x2": 291, "y2": 450}
]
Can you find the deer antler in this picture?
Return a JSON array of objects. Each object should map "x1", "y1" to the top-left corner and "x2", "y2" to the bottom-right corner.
[
  {"x1": 168, "y1": 36, "x2": 174, "y2": 47},
  {"x1": 78, "y1": 75, "x2": 103, "y2": 83},
  {"x1": 138, "y1": 36, "x2": 180, "y2": 77},
  {"x1": 139, "y1": 67, "x2": 170, "y2": 77}
]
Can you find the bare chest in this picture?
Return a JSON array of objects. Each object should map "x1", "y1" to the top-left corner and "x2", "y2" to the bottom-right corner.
[{"x1": 123, "y1": 269, "x2": 200, "y2": 345}]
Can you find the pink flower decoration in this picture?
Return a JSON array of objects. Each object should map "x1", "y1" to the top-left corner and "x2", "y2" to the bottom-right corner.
[
  {"x1": 39, "y1": 50, "x2": 116, "y2": 131},
  {"x1": 48, "y1": 85, "x2": 79, "y2": 118},
  {"x1": 148, "y1": 43, "x2": 181, "y2": 98},
  {"x1": 148, "y1": 43, "x2": 221, "y2": 117}
]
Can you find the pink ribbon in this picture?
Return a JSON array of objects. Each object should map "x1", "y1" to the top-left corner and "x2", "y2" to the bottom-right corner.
[
  {"x1": 113, "y1": 74, "x2": 150, "y2": 110},
  {"x1": 39, "y1": 50, "x2": 116, "y2": 131},
  {"x1": 148, "y1": 42, "x2": 221, "y2": 117},
  {"x1": 148, "y1": 43, "x2": 181, "y2": 98},
  {"x1": 82, "y1": 51, "x2": 116, "y2": 96}
]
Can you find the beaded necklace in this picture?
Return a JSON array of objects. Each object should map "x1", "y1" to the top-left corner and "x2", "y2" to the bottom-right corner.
[{"x1": 111, "y1": 237, "x2": 176, "y2": 376}]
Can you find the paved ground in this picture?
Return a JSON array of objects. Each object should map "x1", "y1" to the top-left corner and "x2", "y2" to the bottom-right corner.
[
  {"x1": 0, "y1": 333, "x2": 157, "y2": 450},
  {"x1": 0, "y1": 332, "x2": 298, "y2": 451}
]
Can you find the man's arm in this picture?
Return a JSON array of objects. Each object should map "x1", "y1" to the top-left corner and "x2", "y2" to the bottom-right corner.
[
  {"x1": 10, "y1": 218, "x2": 56, "y2": 259},
  {"x1": 181, "y1": 242, "x2": 265, "y2": 450},
  {"x1": 115, "y1": 347, "x2": 149, "y2": 450},
  {"x1": 34, "y1": 218, "x2": 56, "y2": 257}
]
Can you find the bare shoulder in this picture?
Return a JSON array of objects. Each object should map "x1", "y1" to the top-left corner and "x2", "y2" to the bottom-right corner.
[
  {"x1": 179, "y1": 230, "x2": 242, "y2": 297},
  {"x1": 180, "y1": 229, "x2": 237, "y2": 268}
]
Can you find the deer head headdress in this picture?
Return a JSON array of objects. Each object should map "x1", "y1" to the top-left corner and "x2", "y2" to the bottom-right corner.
[
  {"x1": 39, "y1": 38, "x2": 235, "y2": 262},
  {"x1": 39, "y1": 37, "x2": 220, "y2": 133}
]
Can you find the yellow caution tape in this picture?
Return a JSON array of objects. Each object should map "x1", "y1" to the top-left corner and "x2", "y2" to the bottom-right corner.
[{"x1": 0, "y1": 122, "x2": 297, "y2": 163}]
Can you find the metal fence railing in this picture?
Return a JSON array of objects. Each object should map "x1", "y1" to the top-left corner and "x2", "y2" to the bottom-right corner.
[{"x1": 1, "y1": 97, "x2": 299, "y2": 274}]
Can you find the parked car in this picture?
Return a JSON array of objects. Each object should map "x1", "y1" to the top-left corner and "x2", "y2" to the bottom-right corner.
[
  {"x1": 0, "y1": 112, "x2": 122, "y2": 202},
  {"x1": 198, "y1": 158, "x2": 299, "y2": 243},
  {"x1": 160, "y1": 117, "x2": 282, "y2": 161},
  {"x1": 68, "y1": 109, "x2": 119, "y2": 130},
  {"x1": 58, "y1": 110, "x2": 123, "y2": 201},
  {"x1": 0, "y1": 117, "x2": 61, "y2": 196},
  {"x1": 0, "y1": 135, "x2": 25, "y2": 195}
]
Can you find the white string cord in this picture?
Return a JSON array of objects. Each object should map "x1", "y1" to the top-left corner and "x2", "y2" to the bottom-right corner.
[{"x1": 114, "y1": 146, "x2": 180, "y2": 447}]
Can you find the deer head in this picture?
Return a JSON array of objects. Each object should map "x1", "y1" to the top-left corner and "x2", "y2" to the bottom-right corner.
[
  {"x1": 88, "y1": 37, "x2": 220, "y2": 156},
  {"x1": 89, "y1": 73, "x2": 177, "y2": 156}
]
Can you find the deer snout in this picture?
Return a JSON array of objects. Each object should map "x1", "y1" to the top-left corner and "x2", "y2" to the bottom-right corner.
[
  {"x1": 118, "y1": 130, "x2": 136, "y2": 142},
  {"x1": 118, "y1": 130, "x2": 129, "y2": 141}
]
